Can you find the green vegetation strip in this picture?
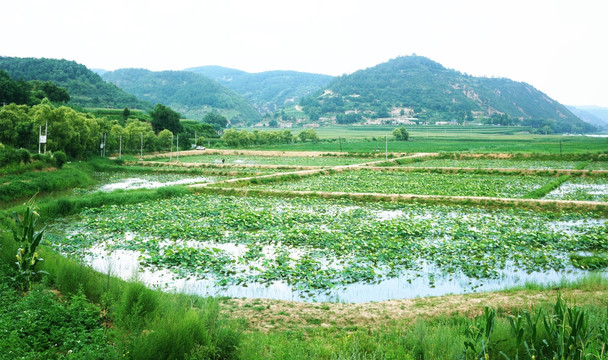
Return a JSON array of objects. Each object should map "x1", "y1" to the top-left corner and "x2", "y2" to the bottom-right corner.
[
  {"x1": 522, "y1": 175, "x2": 571, "y2": 199},
  {"x1": 366, "y1": 165, "x2": 608, "y2": 177},
  {"x1": 0, "y1": 165, "x2": 94, "y2": 203}
]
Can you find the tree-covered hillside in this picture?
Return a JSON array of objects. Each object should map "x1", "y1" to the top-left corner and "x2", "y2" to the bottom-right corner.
[
  {"x1": 0, "y1": 57, "x2": 150, "y2": 110},
  {"x1": 102, "y1": 68, "x2": 260, "y2": 124},
  {"x1": 187, "y1": 66, "x2": 333, "y2": 113},
  {"x1": 300, "y1": 56, "x2": 594, "y2": 133}
]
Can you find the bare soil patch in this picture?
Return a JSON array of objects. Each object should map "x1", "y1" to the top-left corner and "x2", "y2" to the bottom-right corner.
[{"x1": 220, "y1": 288, "x2": 608, "y2": 332}]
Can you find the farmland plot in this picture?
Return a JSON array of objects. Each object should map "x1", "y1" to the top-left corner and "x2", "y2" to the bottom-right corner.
[
  {"x1": 401, "y1": 158, "x2": 583, "y2": 169},
  {"x1": 48, "y1": 194, "x2": 608, "y2": 302},
  {"x1": 241, "y1": 170, "x2": 551, "y2": 198}
]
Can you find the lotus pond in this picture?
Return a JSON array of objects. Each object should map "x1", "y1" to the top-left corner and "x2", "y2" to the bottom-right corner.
[
  {"x1": 237, "y1": 169, "x2": 553, "y2": 198},
  {"x1": 544, "y1": 176, "x2": 608, "y2": 202},
  {"x1": 47, "y1": 194, "x2": 608, "y2": 302}
]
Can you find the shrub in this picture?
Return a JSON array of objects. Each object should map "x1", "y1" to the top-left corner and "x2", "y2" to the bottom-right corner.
[
  {"x1": 0, "y1": 282, "x2": 121, "y2": 359},
  {"x1": 53, "y1": 150, "x2": 67, "y2": 168},
  {"x1": 17, "y1": 148, "x2": 31, "y2": 164}
]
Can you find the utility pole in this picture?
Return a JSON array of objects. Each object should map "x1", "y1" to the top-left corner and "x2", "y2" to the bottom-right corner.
[
  {"x1": 170, "y1": 134, "x2": 173, "y2": 162},
  {"x1": 100, "y1": 133, "x2": 107, "y2": 158},
  {"x1": 385, "y1": 135, "x2": 388, "y2": 160},
  {"x1": 119, "y1": 135, "x2": 122, "y2": 160},
  {"x1": 339, "y1": 136, "x2": 342, "y2": 152},
  {"x1": 176, "y1": 135, "x2": 179, "y2": 162},
  {"x1": 140, "y1": 133, "x2": 143, "y2": 160},
  {"x1": 43, "y1": 122, "x2": 48, "y2": 154}
]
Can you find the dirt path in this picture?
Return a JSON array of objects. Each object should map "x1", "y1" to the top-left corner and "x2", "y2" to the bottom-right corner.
[
  {"x1": 143, "y1": 148, "x2": 407, "y2": 159},
  {"x1": 221, "y1": 288, "x2": 608, "y2": 332},
  {"x1": 131, "y1": 161, "x2": 328, "y2": 171},
  {"x1": 366, "y1": 166, "x2": 608, "y2": 177}
]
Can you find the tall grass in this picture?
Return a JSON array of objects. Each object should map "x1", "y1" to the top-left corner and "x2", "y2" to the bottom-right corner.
[{"x1": 0, "y1": 164, "x2": 94, "y2": 203}]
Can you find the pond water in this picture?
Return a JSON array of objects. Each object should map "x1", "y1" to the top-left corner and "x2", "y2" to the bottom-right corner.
[
  {"x1": 90, "y1": 172, "x2": 215, "y2": 192},
  {"x1": 79, "y1": 241, "x2": 599, "y2": 303}
]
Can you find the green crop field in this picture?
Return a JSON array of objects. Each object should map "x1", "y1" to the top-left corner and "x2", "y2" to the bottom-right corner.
[{"x1": 236, "y1": 125, "x2": 608, "y2": 154}]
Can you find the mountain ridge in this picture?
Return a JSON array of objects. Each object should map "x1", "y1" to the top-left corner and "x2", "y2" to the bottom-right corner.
[
  {"x1": 0, "y1": 56, "x2": 150, "y2": 109},
  {"x1": 298, "y1": 55, "x2": 594, "y2": 133},
  {"x1": 186, "y1": 66, "x2": 333, "y2": 113},
  {"x1": 102, "y1": 68, "x2": 261, "y2": 123}
]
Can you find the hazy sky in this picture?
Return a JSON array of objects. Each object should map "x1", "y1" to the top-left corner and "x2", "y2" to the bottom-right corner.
[{"x1": 2, "y1": 0, "x2": 607, "y2": 106}]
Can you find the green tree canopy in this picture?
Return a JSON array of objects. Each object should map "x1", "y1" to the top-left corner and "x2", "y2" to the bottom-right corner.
[
  {"x1": 149, "y1": 104, "x2": 182, "y2": 134},
  {"x1": 203, "y1": 112, "x2": 229, "y2": 129},
  {"x1": 392, "y1": 126, "x2": 409, "y2": 141}
]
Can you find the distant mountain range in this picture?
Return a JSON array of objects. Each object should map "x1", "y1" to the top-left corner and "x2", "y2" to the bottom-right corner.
[
  {"x1": 185, "y1": 66, "x2": 333, "y2": 113},
  {"x1": 1, "y1": 55, "x2": 603, "y2": 133},
  {"x1": 567, "y1": 105, "x2": 608, "y2": 130},
  {"x1": 0, "y1": 57, "x2": 150, "y2": 109},
  {"x1": 299, "y1": 56, "x2": 594, "y2": 133},
  {"x1": 101, "y1": 68, "x2": 260, "y2": 123}
]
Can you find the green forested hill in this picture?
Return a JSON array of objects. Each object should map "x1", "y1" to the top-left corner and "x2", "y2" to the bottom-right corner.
[
  {"x1": 102, "y1": 68, "x2": 260, "y2": 124},
  {"x1": 186, "y1": 66, "x2": 333, "y2": 113},
  {"x1": 300, "y1": 56, "x2": 594, "y2": 133},
  {"x1": 0, "y1": 57, "x2": 150, "y2": 109}
]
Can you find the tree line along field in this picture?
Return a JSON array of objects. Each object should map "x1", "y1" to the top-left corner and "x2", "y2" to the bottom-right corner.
[
  {"x1": 237, "y1": 124, "x2": 608, "y2": 154},
  {"x1": 2, "y1": 141, "x2": 608, "y2": 358}
]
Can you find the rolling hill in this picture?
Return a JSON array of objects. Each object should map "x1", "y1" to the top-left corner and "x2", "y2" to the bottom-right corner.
[
  {"x1": 186, "y1": 66, "x2": 333, "y2": 113},
  {"x1": 0, "y1": 56, "x2": 150, "y2": 109},
  {"x1": 299, "y1": 55, "x2": 594, "y2": 133},
  {"x1": 102, "y1": 68, "x2": 261, "y2": 124}
]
